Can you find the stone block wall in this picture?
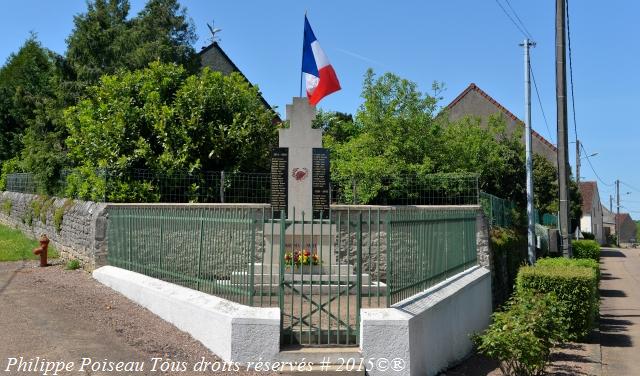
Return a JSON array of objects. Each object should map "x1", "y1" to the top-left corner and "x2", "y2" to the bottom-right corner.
[{"x1": 0, "y1": 191, "x2": 108, "y2": 269}]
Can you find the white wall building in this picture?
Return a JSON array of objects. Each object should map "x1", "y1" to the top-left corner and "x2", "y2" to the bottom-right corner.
[{"x1": 579, "y1": 181, "x2": 604, "y2": 244}]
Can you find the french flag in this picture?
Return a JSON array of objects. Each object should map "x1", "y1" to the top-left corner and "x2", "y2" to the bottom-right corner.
[{"x1": 302, "y1": 15, "x2": 341, "y2": 105}]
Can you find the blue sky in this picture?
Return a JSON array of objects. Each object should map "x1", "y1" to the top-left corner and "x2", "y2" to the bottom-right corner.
[{"x1": 1, "y1": 1, "x2": 638, "y2": 217}]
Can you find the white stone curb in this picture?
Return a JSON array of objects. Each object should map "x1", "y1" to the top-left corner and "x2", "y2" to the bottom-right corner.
[{"x1": 93, "y1": 266, "x2": 280, "y2": 363}]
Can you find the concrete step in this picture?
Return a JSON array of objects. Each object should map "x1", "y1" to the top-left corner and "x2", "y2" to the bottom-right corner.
[
  {"x1": 244, "y1": 282, "x2": 387, "y2": 295},
  {"x1": 252, "y1": 263, "x2": 355, "y2": 275},
  {"x1": 232, "y1": 271, "x2": 371, "y2": 285},
  {"x1": 277, "y1": 345, "x2": 362, "y2": 365}
]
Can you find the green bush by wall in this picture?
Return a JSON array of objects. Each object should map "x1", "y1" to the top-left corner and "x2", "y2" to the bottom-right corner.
[
  {"x1": 581, "y1": 232, "x2": 595, "y2": 240},
  {"x1": 517, "y1": 264, "x2": 598, "y2": 340},
  {"x1": 572, "y1": 239, "x2": 601, "y2": 261},
  {"x1": 490, "y1": 227, "x2": 527, "y2": 307},
  {"x1": 474, "y1": 290, "x2": 568, "y2": 376},
  {"x1": 536, "y1": 257, "x2": 600, "y2": 281}
]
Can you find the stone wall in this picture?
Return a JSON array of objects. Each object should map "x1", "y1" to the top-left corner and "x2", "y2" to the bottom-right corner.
[{"x1": 0, "y1": 191, "x2": 108, "y2": 269}]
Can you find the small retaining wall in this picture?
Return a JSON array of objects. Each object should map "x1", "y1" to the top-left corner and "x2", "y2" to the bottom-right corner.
[
  {"x1": 360, "y1": 266, "x2": 492, "y2": 376},
  {"x1": 93, "y1": 266, "x2": 280, "y2": 363},
  {"x1": 0, "y1": 191, "x2": 108, "y2": 268}
]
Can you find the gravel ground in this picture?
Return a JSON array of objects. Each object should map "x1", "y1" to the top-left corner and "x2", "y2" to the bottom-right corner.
[
  {"x1": 442, "y1": 340, "x2": 602, "y2": 376},
  {"x1": 0, "y1": 260, "x2": 277, "y2": 376}
]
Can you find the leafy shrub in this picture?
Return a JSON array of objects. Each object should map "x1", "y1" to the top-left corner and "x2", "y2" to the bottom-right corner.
[
  {"x1": 474, "y1": 290, "x2": 568, "y2": 376},
  {"x1": 606, "y1": 233, "x2": 617, "y2": 247},
  {"x1": 30, "y1": 196, "x2": 47, "y2": 223},
  {"x1": 572, "y1": 239, "x2": 601, "y2": 261},
  {"x1": 581, "y1": 232, "x2": 595, "y2": 240},
  {"x1": 54, "y1": 199, "x2": 74, "y2": 233},
  {"x1": 536, "y1": 257, "x2": 600, "y2": 281},
  {"x1": 490, "y1": 227, "x2": 527, "y2": 305},
  {"x1": 66, "y1": 259, "x2": 80, "y2": 270},
  {"x1": 517, "y1": 264, "x2": 598, "y2": 339},
  {"x1": 2, "y1": 200, "x2": 11, "y2": 216},
  {"x1": 39, "y1": 197, "x2": 55, "y2": 224}
]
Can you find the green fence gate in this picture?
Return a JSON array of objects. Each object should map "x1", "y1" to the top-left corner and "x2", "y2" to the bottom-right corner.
[{"x1": 107, "y1": 205, "x2": 478, "y2": 347}]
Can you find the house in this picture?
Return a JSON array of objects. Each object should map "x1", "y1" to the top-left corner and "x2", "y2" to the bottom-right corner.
[
  {"x1": 615, "y1": 213, "x2": 637, "y2": 244},
  {"x1": 578, "y1": 181, "x2": 604, "y2": 244},
  {"x1": 602, "y1": 206, "x2": 616, "y2": 241},
  {"x1": 199, "y1": 42, "x2": 281, "y2": 122},
  {"x1": 445, "y1": 83, "x2": 557, "y2": 165}
]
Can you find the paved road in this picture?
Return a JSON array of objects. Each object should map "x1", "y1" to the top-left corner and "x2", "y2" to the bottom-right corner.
[
  {"x1": 599, "y1": 247, "x2": 640, "y2": 376},
  {"x1": 0, "y1": 261, "x2": 264, "y2": 376}
]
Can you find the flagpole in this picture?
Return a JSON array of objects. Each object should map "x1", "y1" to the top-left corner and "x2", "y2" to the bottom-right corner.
[{"x1": 299, "y1": 12, "x2": 307, "y2": 97}]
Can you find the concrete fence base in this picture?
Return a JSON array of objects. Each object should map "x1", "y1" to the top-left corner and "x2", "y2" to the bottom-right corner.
[
  {"x1": 93, "y1": 266, "x2": 280, "y2": 363},
  {"x1": 360, "y1": 266, "x2": 492, "y2": 376}
]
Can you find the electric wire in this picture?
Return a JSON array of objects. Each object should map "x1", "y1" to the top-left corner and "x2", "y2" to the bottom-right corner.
[
  {"x1": 621, "y1": 181, "x2": 640, "y2": 194},
  {"x1": 580, "y1": 143, "x2": 614, "y2": 187},
  {"x1": 504, "y1": 0, "x2": 534, "y2": 39},
  {"x1": 530, "y1": 63, "x2": 554, "y2": 144},
  {"x1": 566, "y1": 0, "x2": 579, "y2": 149},
  {"x1": 493, "y1": 0, "x2": 531, "y2": 39}
]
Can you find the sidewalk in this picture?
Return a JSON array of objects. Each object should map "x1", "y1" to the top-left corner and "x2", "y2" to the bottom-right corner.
[{"x1": 599, "y1": 247, "x2": 640, "y2": 376}]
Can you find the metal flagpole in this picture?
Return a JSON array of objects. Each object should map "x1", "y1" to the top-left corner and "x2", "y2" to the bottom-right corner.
[{"x1": 300, "y1": 12, "x2": 307, "y2": 97}]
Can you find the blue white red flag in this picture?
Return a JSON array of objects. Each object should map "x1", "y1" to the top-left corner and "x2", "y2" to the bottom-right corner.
[{"x1": 302, "y1": 15, "x2": 341, "y2": 105}]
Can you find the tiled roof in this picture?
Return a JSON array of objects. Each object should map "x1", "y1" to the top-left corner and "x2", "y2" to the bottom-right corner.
[
  {"x1": 445, "y1": 83, "x2": 557, "y2": 152},
  {"x1": 615, "y1": 212, "x2": 633, "y2": 224},
  {"x1": 579, "y1": 181, "x2": 597, "y2": 214}
]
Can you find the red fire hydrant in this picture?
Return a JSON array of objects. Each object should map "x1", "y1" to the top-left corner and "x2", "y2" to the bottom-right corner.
[{"x1": 33, "y1": 234, "x2": 50, "y2": 267}]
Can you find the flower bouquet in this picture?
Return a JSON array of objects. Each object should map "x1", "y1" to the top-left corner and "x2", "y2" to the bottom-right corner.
[{"x1": 284, "y1": 249, "x2": 321, "y2": 271}]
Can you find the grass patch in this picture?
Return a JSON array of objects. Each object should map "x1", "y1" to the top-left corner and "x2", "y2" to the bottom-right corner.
[
  {"x1": 66, "y1": 259, "x2": 80, "y2": 270},
  {"x1": 0, "y1": 224, "x2": 59, "y2": 261}
]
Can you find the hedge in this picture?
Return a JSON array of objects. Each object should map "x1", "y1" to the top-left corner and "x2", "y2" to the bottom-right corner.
[
  {"x1": 517, "y1": 264, "x2": 598, "y2": 339},
  {"x1": 536, "y1": 257, "x2": 600, "y2": 281},
  {"x1": 581, "y1": 232, "x2": 596, "y2": 240},
  {"x1": 474, "y1": 290, "x2": 568, "y2": 376},
  {"x1": 572, "y1": 240, "x2": 601, "y2": 261}
]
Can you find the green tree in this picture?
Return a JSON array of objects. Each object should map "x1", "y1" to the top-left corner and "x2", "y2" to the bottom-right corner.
[
  {"x1": 64, "y1": 62, "x2": 277, "y2": 201},
  {"x1": 328, "y1": 69, "x2": 441, "y2": 203},
  {"x1": 65, "y1": 0, "x2": 198, "y2": 90},
  {"x1": 128, "y1": 0, "x2": 198, "y2": 73},
  {"x1": 0, "y1": 36, "x2": 58, "y2": 164},
  {"x1": 0, "y1": 36, "x2": 68, "y2": 193},
  {"x1": 65, "y1": 0, "x2": 131, "y2": 86}
]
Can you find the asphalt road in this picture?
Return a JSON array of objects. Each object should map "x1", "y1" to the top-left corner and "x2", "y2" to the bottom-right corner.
[{"x1": 599, "y1": 247, "x2": 640, "y2": 376}]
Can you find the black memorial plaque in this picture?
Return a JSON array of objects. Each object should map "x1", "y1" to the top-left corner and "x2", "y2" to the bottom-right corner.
[
  {"x1": 271, "y1": 148, "x2": 288, "y2": 218},
  {"x1": 312, "y1": 148, "x2": 330, "y2": 218}
]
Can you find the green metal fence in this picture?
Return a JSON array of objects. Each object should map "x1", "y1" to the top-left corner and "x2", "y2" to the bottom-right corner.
[
  {"x1": 5, "y1": 173, "x2": 37, "y2": 194},
  {"x1": 386, "y1": 209, "x2": 478, "y2": 305},
  {"x1": 479, "y1": 191, "x2": 515, "y2": 227},
  {"x1": 5, "y1": 170, "x2": 479, "y2": 206},
  {"x1": 107, "y1": 205, "x2": 479, "y2": 346}
]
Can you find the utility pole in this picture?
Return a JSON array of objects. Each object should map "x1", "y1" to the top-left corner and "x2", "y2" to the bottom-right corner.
[
  {"x1": 576, "y1": 139, "x2": 580, "y2": 183},
  {"x1": 610, "y1": 194, "x2": 613, "y2": 212},
  {"x1": 522, "y1": 38, "x2": 536, "y2": 265},
  {"x1": 575, "y1": 139, "x2": 580, "y2": 235},
  {"x1": 556, "y1": 0, "x2": 572, "y2": 257},
  {"x1": 616, "y1": 179, "x2": 620, "y2": 247}
]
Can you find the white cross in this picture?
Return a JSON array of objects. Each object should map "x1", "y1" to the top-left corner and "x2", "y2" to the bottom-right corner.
[{"x1": 279, "y1": 97, "x2": 322, "y2": 149}]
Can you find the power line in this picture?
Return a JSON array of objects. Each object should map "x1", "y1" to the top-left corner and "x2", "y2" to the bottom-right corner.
[
  {"x1": 493, "y1": 0, "x2": 531, "y2": 39},
  {"x1": 504, "y1": 0, "x2": 534, "y2": 39},
  {"x1": 529, "y1": 63, "x2": 554, "y2": 144},
  {"x1": 620, "y1": 181, "x2": 640, "y2": 194},
  {"x1": 566, "y1": 0, "x2": 579, "y2": 143},
  {"x1": 580, "y1": 143, "x2": 614, "y2": 187}
]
